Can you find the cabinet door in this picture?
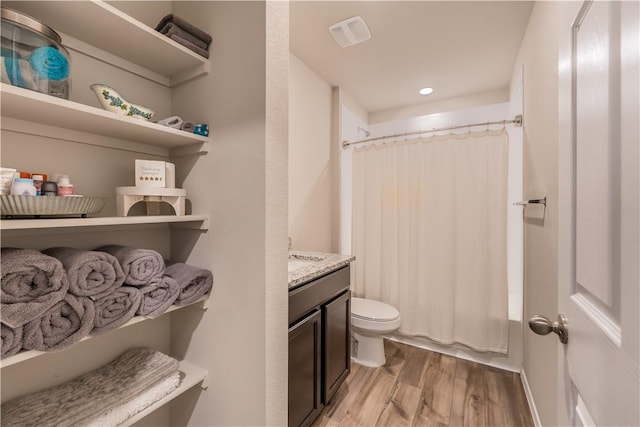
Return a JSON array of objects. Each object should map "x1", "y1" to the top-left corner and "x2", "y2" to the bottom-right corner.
[
  {"x1": 322, "y1": 290, "x2": 351, "y2": 404},
  {"x1": 288, "y1": 309, "x2": 322, "y2": 427}
]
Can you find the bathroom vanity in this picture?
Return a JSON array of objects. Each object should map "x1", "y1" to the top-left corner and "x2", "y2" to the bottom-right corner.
[{"x1": 288, "y1": 251, "x2": 354, "y2": 427}]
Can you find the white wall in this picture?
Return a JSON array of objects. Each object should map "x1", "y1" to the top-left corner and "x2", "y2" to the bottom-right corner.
[
  {"x1": 370, "y1": 88, "x2": 510, "y2": 124},
  {"x1": 512, "y1": 2, "x2": 563, "y2": 426},
  {"x1": 170, "y1": 2, "x2": 288, "y2": 426},
  {"x1": 288, "y1": 54, "x2": 338, "y2": 252},
  {"x1": 339, "y1": 101, "x2": 369, "y2": 255}
]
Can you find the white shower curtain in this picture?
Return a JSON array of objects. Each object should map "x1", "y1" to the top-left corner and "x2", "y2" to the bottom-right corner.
[{"x1": 352, "y1": 129, "x2": 509, "y2": 353}]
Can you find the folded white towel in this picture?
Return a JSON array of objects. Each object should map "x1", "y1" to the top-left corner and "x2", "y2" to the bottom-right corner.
[
  {"x1": 86, "y1": 371, "x2": 180, "y2": 427},
  {"x1": 1, "y1": 347, "x2": 179, "y2": 427}
]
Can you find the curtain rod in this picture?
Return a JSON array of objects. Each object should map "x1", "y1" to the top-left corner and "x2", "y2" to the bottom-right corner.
[{"x1": 342, "y1": 114, "x2": 523, "y2": 149}]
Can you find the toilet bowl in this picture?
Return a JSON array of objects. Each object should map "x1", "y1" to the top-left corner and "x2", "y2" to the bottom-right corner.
[{"x1": 350, "y1": 297, "x2": 401, "y2": 367}]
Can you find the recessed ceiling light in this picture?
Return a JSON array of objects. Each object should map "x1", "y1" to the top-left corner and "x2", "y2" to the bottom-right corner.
[{"x1": 419, "y1": 87, "x2": 434, "y2": 95}]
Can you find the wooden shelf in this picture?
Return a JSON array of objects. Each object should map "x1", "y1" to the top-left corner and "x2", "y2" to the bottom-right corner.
[
  {"x1": 1, "y1": 84, "x2": 210, "y2": 150},
  {"x1": 119, "y1": 360, "x2": 208, "y2": 427},
  {"x1": 0, "y1": 214, "x2": 209, "y2": 231},
  {"x1": 0, "y1": 297, "x2": 209, "y2": 369},
  {"x1": 3, "y1": 1, "x2": 209, "y2": 86}
]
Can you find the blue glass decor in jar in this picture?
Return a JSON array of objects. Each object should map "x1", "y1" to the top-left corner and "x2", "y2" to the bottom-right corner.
[{"x1": 1, "y1": 7, "x2": 70, "y2": 99}]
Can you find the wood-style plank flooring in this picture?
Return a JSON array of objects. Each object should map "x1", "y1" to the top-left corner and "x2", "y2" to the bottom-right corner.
[{"x1": 313, "y1": 340, "x2": 534, "y2": 427}]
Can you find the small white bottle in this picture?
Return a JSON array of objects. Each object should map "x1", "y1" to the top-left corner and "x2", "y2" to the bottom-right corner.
[
  {"x1": 56, "y1": 175, "x2": 74, "y2": 196},
  {"x1": 10, "y1": 178, "x2": 36, "y2": 196}
]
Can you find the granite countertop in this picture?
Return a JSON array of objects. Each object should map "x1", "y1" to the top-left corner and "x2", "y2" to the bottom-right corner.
[{"x1": 288, "y1": 250, "x2": 355, "y2": 289}]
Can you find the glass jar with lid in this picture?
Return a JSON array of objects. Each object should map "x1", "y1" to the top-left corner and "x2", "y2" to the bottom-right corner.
[{"x1": 1, "y1": 7, "x2": 70, "y2": 99}]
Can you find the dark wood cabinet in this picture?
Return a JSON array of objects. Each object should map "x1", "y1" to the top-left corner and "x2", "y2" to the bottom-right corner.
[
  {"x1": 288, "y1": 310, "x2": 322, "y2": 427},
  {"x1": 322, "y1": 289, "x2": 351, "y2": 404},
  {"x1": 288, "y1": 265, "x2": 351, "y2": 427}
]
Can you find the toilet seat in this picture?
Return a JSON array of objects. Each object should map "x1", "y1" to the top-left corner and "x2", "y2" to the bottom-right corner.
[{"x1": 351, "y1": 297, "x2": 400, "y2": 322}]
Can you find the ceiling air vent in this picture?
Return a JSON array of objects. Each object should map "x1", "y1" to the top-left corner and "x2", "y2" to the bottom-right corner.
[{"x1": 328, "y1": 16, "x2": 371, "y2": 48}]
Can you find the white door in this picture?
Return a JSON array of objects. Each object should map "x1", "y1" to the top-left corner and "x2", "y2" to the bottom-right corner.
[{"x1": 557, "y1": 1, "x2": 639, "y2": 425}]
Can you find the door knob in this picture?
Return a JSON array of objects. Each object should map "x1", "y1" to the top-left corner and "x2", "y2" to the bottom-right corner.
[{"x1": 528, "y1": 314, "x2": 568, "y2": 344}]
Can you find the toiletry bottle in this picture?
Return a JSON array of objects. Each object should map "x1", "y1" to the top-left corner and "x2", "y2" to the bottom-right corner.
[
  {"x1": 0, "y1": 168, "x2": 17, "y2": 195},
  {"x1": 41, "y1": 181, "x2": 58, "y2": 196},
  {"x1": 31, "y1": 174, "x2": 44, "y2": 196},
  {"x1": 56, "y1": 175, "x2": 74, "y2": 196},
  {"x1": 11, "y1": 178, "x2": 36, "y2": 196}
]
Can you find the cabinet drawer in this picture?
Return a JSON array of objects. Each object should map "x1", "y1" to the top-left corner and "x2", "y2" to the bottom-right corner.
[{"x1": 289, "y1": 266, "x2": 350, "y2": 325}]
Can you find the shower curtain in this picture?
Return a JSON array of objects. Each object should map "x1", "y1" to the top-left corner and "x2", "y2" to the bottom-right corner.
[{"x1": 352, "y1": 129, "x2": 509, "y2": 353}]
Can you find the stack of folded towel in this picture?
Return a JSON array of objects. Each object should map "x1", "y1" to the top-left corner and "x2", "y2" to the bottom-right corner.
[
  {"x1": 1, "y1": 347, "x2": 181, "y2": 426},
  {"x1": 1, "y1": 245, "x2": 213, "y2": 358},
  {"x1": 155, "y1": 14, "x2": 212, "y2": 58}
]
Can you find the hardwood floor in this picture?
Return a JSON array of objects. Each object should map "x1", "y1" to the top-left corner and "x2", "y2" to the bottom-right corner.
[{"x1": 312, "y1": 340, "x2": 534, "y2": 427}]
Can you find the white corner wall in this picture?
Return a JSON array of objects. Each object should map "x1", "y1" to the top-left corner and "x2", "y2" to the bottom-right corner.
[
  {"x1": 264, "y1": 2, "x2": 289, "y2": 425},
  {"x1": 288, "y1": 53, "x2": 337, "y2": 252},
  {"x1": 369, "y1": 88, "x2": 510, "y2": 124},
  {"x1": 170, "y1": 2, "x2": 288, "y2": 426},
  {"x1": 339, "y1": 100, "x2": 369, "y2": 255},
  {"x1": 511, "y1": 2, "x2": 563, "y2": 426}
]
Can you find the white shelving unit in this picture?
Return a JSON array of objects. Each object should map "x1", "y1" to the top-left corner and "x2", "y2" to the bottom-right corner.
[
  {"x1": 0, "y1": 84, "x2": 209, "y2": 150},
  {"x1": 0, "y1": 214, "x2": 210, "y2": 231},
  {"x1": 2, "y1": 0, "x2": 209, "y2": 87},
  {"x1": 0, "y1": 297, "x2": 209, "y2": 369},
  {"x1": 0, "y1": 2, "x2": 212, "y2": 424}
]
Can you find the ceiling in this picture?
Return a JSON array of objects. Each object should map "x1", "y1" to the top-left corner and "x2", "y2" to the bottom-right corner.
[{"x1": 290, "y1": 1, "x2": 534, "y2": 115}]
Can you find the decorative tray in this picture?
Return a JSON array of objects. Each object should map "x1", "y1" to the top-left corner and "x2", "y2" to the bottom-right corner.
[{"x1": 0, "y1": 195, "x2": 107, "y2": 218}]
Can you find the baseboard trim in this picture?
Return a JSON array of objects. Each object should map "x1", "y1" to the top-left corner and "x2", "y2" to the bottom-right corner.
[{"x1": 520, "y1": 368, "x2": 542, "y2": 427}]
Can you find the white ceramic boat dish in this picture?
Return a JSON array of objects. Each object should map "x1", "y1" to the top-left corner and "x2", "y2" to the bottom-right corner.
[{"x1": 90, "y1": 83, "x2": 154, "y2": 120}]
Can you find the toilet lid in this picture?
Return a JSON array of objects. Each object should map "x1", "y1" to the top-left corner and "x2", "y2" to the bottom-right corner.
[{"x1": 351, "y1": 297, "x2": 400, "y2": 321}]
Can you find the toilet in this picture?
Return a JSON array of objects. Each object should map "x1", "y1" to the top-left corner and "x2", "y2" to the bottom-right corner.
[{"x1": 350, "y1": 297, "x2": 402, "y2": 367}]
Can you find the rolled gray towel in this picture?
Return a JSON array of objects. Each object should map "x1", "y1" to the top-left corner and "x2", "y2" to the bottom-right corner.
[
  {"x1": 91, "y1": 287, "x2": 141, "y2": 336},
  {"x1": 42, "y1": 247, "x2": 125, "y2": 299},
  {"x1": 155, "y1": 14, "x2": 212, "y2": 47},
  {"x1": 164, "y1": 262, "x2": 213, "y2": 306},
  {"x1": 168, "y1": 34, "x2": 209, "y2": 58},
  {"x1": 135, "y1": 276, "x2": 180, "y2": 319},
  {"x1": 94, "y1": 245, "x2": 164, "y2": 286},
  {"x1": 160, "y1": 22, "x2": 208, "y2": 50},
  {"x1": 1, "y1": 323, "x2": 23, "y2": 358},
  {"x1": 1, "y1": 248, "x2": 69, "y2": 328},
  {"x1": 1, "y1": 347, "x2": 179, "y2": 427},
  {"x1": 23, "y1": 294, "x2": 95, "y2": 352}
]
